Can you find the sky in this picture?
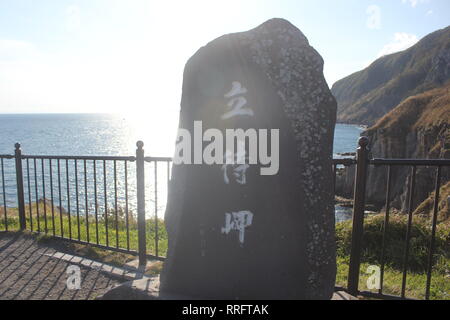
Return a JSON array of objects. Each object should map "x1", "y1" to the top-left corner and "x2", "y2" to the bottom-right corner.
[{"x1": 0, "y1": 0, "x2": 449, "y2": 116}]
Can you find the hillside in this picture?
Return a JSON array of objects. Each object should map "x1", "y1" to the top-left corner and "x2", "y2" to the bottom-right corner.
[
  {"x1": 332, "y1": 26, "x2": 450, "y2": 126},
  {"x1": 368, "y1": 84, "x2": 450, "y2": 158},
  {"x1": 336, "y1": 84, "x2": 450, "y2": 213},
  {"x1": 365, "y1": 84, "x2": 450, "y2": 211}
]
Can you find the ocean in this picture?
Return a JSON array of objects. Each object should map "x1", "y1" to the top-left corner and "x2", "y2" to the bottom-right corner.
[{"x1": 0, "y1": 114, "x2": 363, "y2": 221}]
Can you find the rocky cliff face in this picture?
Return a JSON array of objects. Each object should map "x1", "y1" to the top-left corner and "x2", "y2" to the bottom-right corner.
[
  {"x1": 336, "y1": 85, "x2": 450, "y2": 213},
  {"x1": 332, "y1": 26, "x2": 450, "y2": 126}
]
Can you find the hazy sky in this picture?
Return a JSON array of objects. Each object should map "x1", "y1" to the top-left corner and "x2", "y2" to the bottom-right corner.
[{"x1": 0, "y1": 0, "x2": 449, "y2": 115}]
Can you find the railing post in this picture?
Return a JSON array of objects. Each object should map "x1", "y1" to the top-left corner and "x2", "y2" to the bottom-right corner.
[
  {"x1": 136, "y1": 141, "x2": 147, "y2": 267},
  {"x1": 348, "y1": 136, "x2": 370, "y2": 296},
  {"x1": 14, "y1": 143, "x2": 26, "y2": 230}
]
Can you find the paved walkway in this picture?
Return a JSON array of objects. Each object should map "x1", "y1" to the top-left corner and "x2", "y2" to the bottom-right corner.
[
  {"x1": 0, "y1": 232, "x2": 123, "y2": 300},
  {"x1": 0, "y1": 232, "x2": 357, "y2": 300}
]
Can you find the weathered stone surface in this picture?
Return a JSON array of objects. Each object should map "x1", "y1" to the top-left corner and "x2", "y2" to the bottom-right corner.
[
  {"x1": 98, "y1": 277, "x2": 159, "y2": 300},
  {"x1": 161, "y1": 18, "x2": 337, "y2": 300},
  {"x1": 332, "y1": 291, "x2": 359, "y2": 300}
]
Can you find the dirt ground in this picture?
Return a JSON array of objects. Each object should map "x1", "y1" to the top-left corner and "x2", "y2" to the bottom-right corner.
[{"x1": 0, "y1": 232, "x2": 124, "y2": 300}]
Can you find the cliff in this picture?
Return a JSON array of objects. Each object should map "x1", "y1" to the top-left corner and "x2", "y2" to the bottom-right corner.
[
  {"x1": 332, "y1": 26, "x2": 450, "y2": 126},
  {"x1": 336, "y1": 84, "x2": 450, "y2": 214}
]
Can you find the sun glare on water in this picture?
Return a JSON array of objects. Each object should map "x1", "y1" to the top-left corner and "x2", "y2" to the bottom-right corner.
[{"x1": 119, "y1": 110, "x2": 178, "y2": 158}]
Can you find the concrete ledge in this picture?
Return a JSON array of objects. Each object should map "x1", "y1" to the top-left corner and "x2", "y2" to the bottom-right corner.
[
  {"x1": 331, "y1": 291, "x2": 358, "y2": 300},
  {"x1": 98, "y1": 276, "x2": 358, "y2": 300},
  {"x1": 97, "y1": 276, "x2": 194, "y2": 300}
]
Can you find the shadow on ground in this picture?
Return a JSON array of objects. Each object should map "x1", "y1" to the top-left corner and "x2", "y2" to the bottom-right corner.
[{"x1": 0, "y1": 231, "x2": 123, "y2": 300}]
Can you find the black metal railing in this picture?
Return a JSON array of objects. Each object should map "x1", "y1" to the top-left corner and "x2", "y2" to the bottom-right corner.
[
  {"x1": 346, "y1": 137, "x2": 450, "y2": 300},
  {"x1": 0, "y1": 142, "x2": 170, "y2": 266},
  {"x1": 144, "y1": 155, "x2": 172, "y2": 258},
  {"x1": 0, "y1": 154, "x2": 14, "y2": 232},
  {"x1": 0, "y1": 138, "x2": 448, "y2": 300}
]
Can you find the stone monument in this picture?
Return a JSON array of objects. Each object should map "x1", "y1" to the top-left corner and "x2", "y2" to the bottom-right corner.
[{"x1": 160, "y1": 18, "x2": 337, "y2": 300}]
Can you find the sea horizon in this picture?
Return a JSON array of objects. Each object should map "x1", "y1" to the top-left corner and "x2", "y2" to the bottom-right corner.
[{"x1": 0, "y1": 113, "x2": 362, "y2": 222}]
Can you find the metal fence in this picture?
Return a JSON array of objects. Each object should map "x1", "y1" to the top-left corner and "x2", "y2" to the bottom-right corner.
[
  {"x1": 0, "y1": 142, "x2": 170, "y2": 264},
  {"x1": 345, "y1": 137, "x2": 450, "y2": 300},
  {"x1": 0, "y1": 138, "x2": 448, "y2": 300}
]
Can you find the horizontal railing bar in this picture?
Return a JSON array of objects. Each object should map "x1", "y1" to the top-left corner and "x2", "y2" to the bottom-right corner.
[
  {"x1": 144, "y1": 156, "x2": 173, "y2": 162},
  {"x1": 371, "y1": 159, "x2": 450, "y2": 166},
  {"x1": 20, "y1": 155, "x2": 136, "y2": 161},
  {"x1": 7, "y1": 155, "x2": 450, "y2": 166}
]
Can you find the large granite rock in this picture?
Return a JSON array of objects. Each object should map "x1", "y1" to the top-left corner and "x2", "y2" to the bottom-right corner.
[{"x1": 161, "y1": 18, "x2": 337, "y2": 300}]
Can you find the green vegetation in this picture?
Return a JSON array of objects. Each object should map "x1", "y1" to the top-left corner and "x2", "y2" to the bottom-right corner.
[
  {"x1": 0, "y1": 202, "x2": 168, "y2": 257},
  {"x1": 414, "y1": 181, "x2": 450, "y2": 222},
  {"x1": 336, "y1": 214, "x2": 450, "y2": 300}
]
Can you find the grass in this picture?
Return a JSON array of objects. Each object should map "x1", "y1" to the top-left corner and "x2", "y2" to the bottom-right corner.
[
  {"x1": 336, "y1": 256, "x2": 450, "y2": 300},
  {"x1": 336, "y1": 213, "x2": 450, "y2": 300},
  {"x1": 0, "y1": 202, "x2": 168, "y2": 257},
  {"x1": 414, "y1": 181, "x2": 450, "y2": 222}
]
